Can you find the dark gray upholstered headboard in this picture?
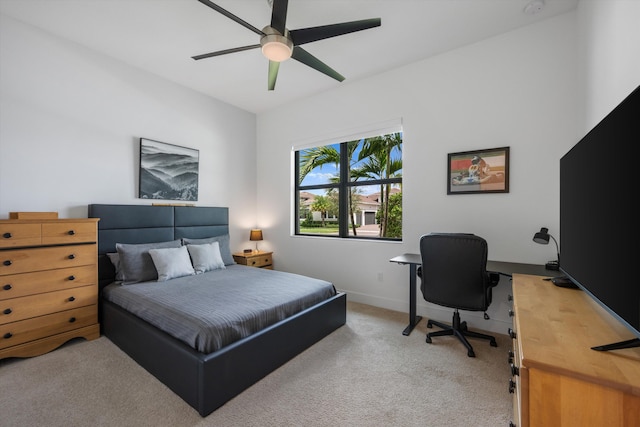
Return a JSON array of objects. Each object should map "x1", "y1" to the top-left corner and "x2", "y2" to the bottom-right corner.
[{"x1": 88, "y1": 204, "x2": 229, "y2": 288}]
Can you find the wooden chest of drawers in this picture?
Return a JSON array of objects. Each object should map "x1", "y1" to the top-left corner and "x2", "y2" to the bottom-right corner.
[
  {"x1": 508, "y1": 274, "x2": 640, "y2": 427},
  {"x1": 0, "y1": 218, "x2": 100, "y2": 359},
  {"x1": 232, "y1": 251, "x2": 273, "y2": 269}
]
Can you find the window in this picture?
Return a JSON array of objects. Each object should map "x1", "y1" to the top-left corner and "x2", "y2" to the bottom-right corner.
[{"x1": 294, "y1": 130, "x2": 402, "y2": 240}]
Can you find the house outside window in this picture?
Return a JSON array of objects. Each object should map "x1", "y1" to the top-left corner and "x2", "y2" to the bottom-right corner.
[{"x1": 294, "y1": 129, "x2": 402, "y2": 240}]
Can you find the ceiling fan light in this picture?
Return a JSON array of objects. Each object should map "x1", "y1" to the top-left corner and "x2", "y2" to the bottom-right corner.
[{"x1": 260, "y1": 33, "x2": 293, "y2": 62}]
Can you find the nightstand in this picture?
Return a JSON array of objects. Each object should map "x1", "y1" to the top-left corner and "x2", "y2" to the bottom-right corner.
[{"x1": 232, "y1": 251, "x2": 273, "y2": 270}]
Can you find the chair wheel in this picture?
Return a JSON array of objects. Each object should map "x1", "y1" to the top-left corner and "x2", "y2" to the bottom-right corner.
[
  {"x1": 490, "y1": 340, "x2": 497, "y2": 347},
  {"x1": 467, "y1": 350, "x2": 476, "y2": 357},
  {"x1": 426, "y1": 335, "x2": 432, "y2": 343},
  {"x1": 426, "y1": 321, "x2": 433, "y2": 328}
]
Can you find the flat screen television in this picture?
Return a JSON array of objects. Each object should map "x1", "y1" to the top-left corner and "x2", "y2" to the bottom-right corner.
[{"x1": 559, "y1": 84, "x2": 639, "y2": 351}]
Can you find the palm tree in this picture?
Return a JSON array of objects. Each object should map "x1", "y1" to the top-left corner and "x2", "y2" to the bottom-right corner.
[
  {"x1": 299, "y1": 141, "x2": 362, "y2": 235},
  {"x1": 298, "y1": 145, "x2": 340, "y2": 184},
  {"x1": 310, "y1": 195, "x2": 330, "y2": 227},
  {"x1": 357, "y1": 133, "x2": 403, "y2": 237}
]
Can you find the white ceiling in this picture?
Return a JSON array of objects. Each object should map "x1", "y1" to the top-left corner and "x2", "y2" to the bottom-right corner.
[{"x1": 0, "y1": 0, "x2": 578, "y2": 114}]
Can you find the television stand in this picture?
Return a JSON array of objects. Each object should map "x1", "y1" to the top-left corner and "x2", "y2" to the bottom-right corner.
[
  {"x1": 592, "y1": 337, "x2": 640, "y2": 351},
  {"x1": 509, "y1": 274, "x2": 640, "y2": 427}
]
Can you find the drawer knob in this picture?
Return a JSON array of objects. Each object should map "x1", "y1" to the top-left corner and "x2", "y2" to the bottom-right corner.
[
  {"x1": 510, "y1": 363, "x2": 520, "y2": 376},
  {"x1": 3, "y1": 332, "x2": 12, "y2": 339},
  {"x1": 68, "y1": 230, "x2": 76, "y2": 235},
  {"x1": 68, "y1": 296, "x2": 76, "y2": 302},
  {"x1": 508, "y1": 328, "x2": 517, "y2": 339},
  {"x1": 3, "y1": 308, "x2": 12, "y2": 315},
  {"x1": 2, "y1": 232, "x2": 11, "y2": 239},
  {"x1": 3, "y1": 260, "x2": 12, "y2": 266},
  {"x1": 509, "y1": 379, "x2": 516, "y2": 394},
  {"x1": 68, "y1": 254, "x2": 76, "y2": 260},
  {"x1": 2, "y1": 284, "x2": 11, "y2": 291},
  {"x1": 68, "y1": 275, "x2": 76, "y2": 281},
  {"x1": 251, "y1": 261, "x2": 256, "y2": 265},
  {"x1": 69, "y1": 317, "x2": 76, "y2": 323}
]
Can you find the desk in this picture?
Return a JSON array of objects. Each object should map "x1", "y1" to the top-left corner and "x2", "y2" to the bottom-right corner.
[{"x1": 389, "y1": 253, "x2": 558, "y2": 336}]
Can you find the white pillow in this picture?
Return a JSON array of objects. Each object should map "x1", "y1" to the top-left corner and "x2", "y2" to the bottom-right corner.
[
  {"x1": 187, "y1": 242, "x2": 226, "y2": 274},
  {"x1": 148, "y1": 246, "x2": 196, "y2": 282}
]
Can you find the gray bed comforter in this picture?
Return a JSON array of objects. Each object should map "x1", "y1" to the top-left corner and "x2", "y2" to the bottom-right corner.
[{"x1": 103, "y1": 265, "x2": 337, "y2": 353}]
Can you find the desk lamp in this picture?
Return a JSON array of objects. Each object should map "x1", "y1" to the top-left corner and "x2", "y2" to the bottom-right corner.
[{"x1": 533, "y1": 227, "x2": 559, "y2": 270}]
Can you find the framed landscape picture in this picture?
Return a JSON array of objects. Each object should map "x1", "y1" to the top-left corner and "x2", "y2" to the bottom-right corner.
[
  {"x1": 447, "y1": 146, "x2": 509, "y2": 195},
  {"x1": 139, "y1": 138, "x2": 199, "y2": 201}
]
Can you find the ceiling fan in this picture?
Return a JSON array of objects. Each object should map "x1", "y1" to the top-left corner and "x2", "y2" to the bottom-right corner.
[{"x1": 192, "y1": 0, "x2": 381, "y2": 90}]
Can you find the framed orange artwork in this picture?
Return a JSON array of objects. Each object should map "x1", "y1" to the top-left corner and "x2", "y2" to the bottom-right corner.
[{"x1": 447, "y1": 146, "x2": 509, "y2": 195}]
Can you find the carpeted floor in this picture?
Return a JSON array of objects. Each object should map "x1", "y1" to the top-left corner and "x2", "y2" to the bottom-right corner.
[{"x1": 0, "y1": 301, "x2": 512, "y2": 426}]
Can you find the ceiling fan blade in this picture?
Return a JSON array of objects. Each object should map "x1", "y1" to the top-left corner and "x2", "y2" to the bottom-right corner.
[
  {"x1": 197, "y1": 0, "x2": 264, "y2": 36},
  {"x1": 270, "y1": 0, "x2": 289, "y2": 35},
  {"x1": 268, "y1": 61, "x2": 280, "y2": 91},
  {"x1": 289, "y1": 18, "x2": 381, "y2": 46},
  {"x1": 292, "y1": 47, "x2": 345, "y2": 82},
  {"x1": 192, "y1": 44, "x2": 260, "y2": 60}
]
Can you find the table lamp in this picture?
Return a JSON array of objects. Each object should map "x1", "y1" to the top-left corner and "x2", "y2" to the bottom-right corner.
[{"x1": 250, "y1": 229, "x2": 263, "y2": 251}]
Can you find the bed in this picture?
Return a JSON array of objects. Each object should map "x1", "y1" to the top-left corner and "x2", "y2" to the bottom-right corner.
[{"x1": 87, "y1": 204, "x2": 347, "y2": 417}]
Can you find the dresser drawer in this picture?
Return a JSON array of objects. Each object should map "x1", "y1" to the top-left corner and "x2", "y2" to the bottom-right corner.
[
  {"x1": 0, "y1": 305, "x2": 97, "y2": 350},
  {"x1": 0, "y1": 265, "x2": 96, "y2": 301},
  {"x1": 0, "y1": 285, "x2": 96, "y2": 325},
  {"x1": 0, "y1": 244, "x2": 96, "y2": 276},
  {"x1": 0, "y1": 223, "x2": 41, "y2": 248},
  {"x1": 235, "y1": 253, "x2": 273, "y2": 268},
  {"x1": 250, "y1": 253, "x2": 272, "y2": 268},
  {"x1": 42, "y1": 222, "x2": 97, "y2": 245}
]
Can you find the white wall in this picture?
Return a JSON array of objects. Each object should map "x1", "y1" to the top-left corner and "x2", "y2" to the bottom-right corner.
[
  {"x1": 577, "y1": 0, "x2": 640, "y2": 129},
  {"x1": 0, "y1": 14, "x2": 258, "y2": 250},
  {"x1": 256, "y1": 12, "x2": 582, "y2": 334}
]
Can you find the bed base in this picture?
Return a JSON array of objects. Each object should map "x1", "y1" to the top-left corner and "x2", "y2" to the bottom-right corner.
[{"x1": 103, "y1": 289, "x2": 346, "y2": 417}]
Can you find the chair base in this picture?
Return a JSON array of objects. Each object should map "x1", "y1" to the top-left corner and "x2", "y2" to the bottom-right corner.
[{"x1": 426, "y1": 310, "x2": 497, "y2": 357}]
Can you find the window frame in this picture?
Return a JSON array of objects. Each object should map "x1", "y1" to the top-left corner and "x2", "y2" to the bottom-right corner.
[{"x1": 294, "y1": 133, "x2": 402, "y2": 241}]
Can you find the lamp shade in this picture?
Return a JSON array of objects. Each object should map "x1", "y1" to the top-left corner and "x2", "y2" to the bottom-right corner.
[
  {"x1": 533, "y1": 227, "x2": 550, "y2": 244},
  {"x1": 250, "y1": 229, "x2": 263, "y2": 241}
]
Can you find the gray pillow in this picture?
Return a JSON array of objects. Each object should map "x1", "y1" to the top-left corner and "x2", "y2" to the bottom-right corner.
[
  {"x1": 181, "y1": 234, "x2": 235, "y2": 265},
  {"x1": 148, "y1": 246, "x2": 196, "y2": 281},
  {"x1": 106, "y1": 252, "x2": 124, "y2": 282},
  {"x1": 116, "y1": 239, "x2": 182, "y2": 284},
  {"x1": 187, "y1": 242, "x2": 226, "y2": 274}
]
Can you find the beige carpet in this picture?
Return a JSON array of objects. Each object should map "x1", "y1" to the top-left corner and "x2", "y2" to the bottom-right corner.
[{"x1": 0, "y1": 302, "x2": 512, "y2": 426}]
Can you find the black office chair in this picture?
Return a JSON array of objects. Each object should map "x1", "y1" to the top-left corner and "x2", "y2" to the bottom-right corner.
[{"x1": 418, "y1": 233, "x2": 500, "y2": 357}]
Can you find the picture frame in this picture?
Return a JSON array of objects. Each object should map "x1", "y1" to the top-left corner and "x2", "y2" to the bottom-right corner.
[
  {"x1": 447, "y1": 146, "x2": 509, "y2": 195},
  {"x1": 139, "y1": 138, "x2": 199, "y2": 201}
]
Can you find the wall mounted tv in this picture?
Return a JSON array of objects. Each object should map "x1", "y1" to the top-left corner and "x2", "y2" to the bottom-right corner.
[{"x1": 559, "y1": 84, "x2": 639, "y2": 351}]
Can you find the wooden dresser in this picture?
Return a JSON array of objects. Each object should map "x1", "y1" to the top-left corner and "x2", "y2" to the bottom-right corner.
[
  {"x1": 0, "y1": 218, "x2": 100, "y2": 359},
  {"x1": 508, "y1": 274, "x2": 640, "y2": 426}
]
